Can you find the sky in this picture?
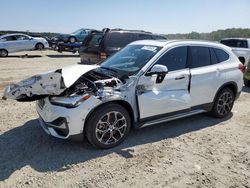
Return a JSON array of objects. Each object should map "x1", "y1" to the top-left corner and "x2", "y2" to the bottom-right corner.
[{"x1": 0, "y1": 0, "x2": 250, "y2": 34}]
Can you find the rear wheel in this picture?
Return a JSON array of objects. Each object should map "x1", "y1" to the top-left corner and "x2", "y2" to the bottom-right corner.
[
  {"x1": 210, "y1": 88, "x2": 235, "y2": 118},
  {"x1": 244, "y1": 78, "x2": 250, "y2": 87},
  {"x1": 35, "y1": 43, "x2": 44, "y2": 50},
  {"x1": 0, "y1": 49, "x2": 8, "y2": 57},
  {"x1": 85, "y1": 103, "x2": 131, "y2": 149}
]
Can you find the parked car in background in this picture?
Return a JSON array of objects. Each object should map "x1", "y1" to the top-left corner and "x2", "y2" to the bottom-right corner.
[
  {"x1": 220, "y1": 38, "x2": 250, "y2": 86},
  {"x1": 3, "y1": 40, "x2": 243, "y2": 148},
  {"x1": 54, "y1": 28, "x2": 93, "y2": 44},
  {"x1": 0, "y1": 33, "x2": 48, "y2": 57},
  {"x1": 79, "y1": 28, "x2": 167, "y2": 64}
]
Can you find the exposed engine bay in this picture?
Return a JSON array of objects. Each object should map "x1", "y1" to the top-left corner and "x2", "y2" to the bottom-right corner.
[{"x1": 2, "y1": 64, "x2": 124, "y2": 102}]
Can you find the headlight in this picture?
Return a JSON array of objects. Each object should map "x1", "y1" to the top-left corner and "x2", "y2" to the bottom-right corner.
[{"x1": 50, "y1": 94, "x2": 90, "y2": 108}]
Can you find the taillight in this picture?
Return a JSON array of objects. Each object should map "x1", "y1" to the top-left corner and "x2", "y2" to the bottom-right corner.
[
  {"x1": 238, "y1": 64, "x2": 246, "y2": 73},
  {"x1": 100, "y1": 52, "x2": 107, "y2": 60}
]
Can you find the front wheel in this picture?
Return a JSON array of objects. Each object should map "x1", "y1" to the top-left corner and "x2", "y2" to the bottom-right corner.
[
  {"x1": 210, "y1": 88, "x2": 235, "y2": 118},
  {"x1": 35, "y1": 43, "x2": 44, "y2": 50},
  {"x1": 85, "y1": 103, "x2": 131, "y2": 149}
]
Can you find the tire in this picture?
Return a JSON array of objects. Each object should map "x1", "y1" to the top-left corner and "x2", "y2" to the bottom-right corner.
[
  {"x1": 69, "y1": 37, "x2": 76, "y2": 43},
  {"x1": 35, "y1": 43, "x2": 44, "y2": 50},
  {"x1": 0, "y1": 49, "x2": 8, "y2": 57},
  {"x1": 85, "y1": 103, "x2": 131, "y2": 149},
  {"x1": 244, "y1": 78, "x2": 250, "y2": 87},
  {"x1": 210, "y1": 88, "x2": 235, "y2": 118}
]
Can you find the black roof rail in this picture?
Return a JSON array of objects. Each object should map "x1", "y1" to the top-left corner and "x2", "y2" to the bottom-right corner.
[{"x1": 108, "y1": 28, "x2": 152, "y2": 34}]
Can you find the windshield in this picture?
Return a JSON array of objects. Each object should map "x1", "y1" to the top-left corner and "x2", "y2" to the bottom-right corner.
[
  {"x1": 71, "y1": 29, "x2": 82, "y2": 35},
  {"x1": 100, "y1": 45, "x2": 161, "y2": 77}
]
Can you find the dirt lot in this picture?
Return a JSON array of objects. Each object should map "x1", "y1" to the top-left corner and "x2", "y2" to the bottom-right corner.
[{"x1": 0, "y1": 50, "x2": 250, "y2": 188}]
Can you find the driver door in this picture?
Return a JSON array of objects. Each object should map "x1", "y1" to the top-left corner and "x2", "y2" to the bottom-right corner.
[{"x1": 137, "y1": 46, "x2": 191, "y2": 119}]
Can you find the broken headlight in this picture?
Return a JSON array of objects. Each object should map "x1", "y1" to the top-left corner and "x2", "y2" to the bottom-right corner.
[{"x1": 50, "y1": 94, "x2": 90, "y2": 108}]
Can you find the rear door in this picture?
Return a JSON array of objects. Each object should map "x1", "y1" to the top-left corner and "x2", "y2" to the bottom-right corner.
[
  {"x1": 137, "y1": 46, "x2": 191, "y2": 119},
  {"x1": 1, "y1": 35, "x2": 21, "y2": 52},
  {"x1": 189, "y1": 46, "x2": 228, "y2": 107}
]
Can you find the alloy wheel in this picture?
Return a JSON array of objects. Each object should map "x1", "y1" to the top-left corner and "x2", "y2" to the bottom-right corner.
[
  {"x1": 216, "y1": 91, "x2": 233, "y2": 116},
  {"x1": 95, "y1": 111, "x2": 127, "y2": 145}
]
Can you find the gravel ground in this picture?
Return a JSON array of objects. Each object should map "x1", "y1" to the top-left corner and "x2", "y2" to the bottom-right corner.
[{"x1": 0, "y1": 50, "x2": 250, "y2": 188}]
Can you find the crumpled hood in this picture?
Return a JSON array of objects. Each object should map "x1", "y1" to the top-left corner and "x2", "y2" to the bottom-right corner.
[
  {"x1": 62, "y1": 64, "x2": 99, "y2": 87},
  {"x1": 2, "y1": 64, "x2": 99, "y2": 101}
]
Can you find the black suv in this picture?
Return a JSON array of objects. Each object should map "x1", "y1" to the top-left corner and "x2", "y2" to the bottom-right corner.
[{"x1": 79, "y1": 28, "x2": 166, "y2": 64}]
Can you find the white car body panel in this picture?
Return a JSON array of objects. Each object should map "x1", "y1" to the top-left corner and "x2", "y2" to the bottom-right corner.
[{"x1": 137, "y1": 68, "x2": 191, "y2": 119}]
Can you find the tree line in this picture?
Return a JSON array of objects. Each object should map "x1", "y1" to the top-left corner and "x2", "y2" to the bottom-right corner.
[
  {"x1": 1, "y1": 28, "x2": 250, "y2": 41},
  {"x1": 165, "y1": 28, "x2": 250, "y2": 41}
]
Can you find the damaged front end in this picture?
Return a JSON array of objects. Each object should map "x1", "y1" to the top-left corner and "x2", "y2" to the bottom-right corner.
[
  {"x1": 2, "y1": 64, "x2": 127, "y2": 104},
  {"x1": 3, "y1": 70, "x2": 65, "y2": 101}
]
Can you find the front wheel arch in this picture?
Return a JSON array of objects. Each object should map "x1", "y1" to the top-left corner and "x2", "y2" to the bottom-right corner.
[
  {"x1": 84, "y1": 102, "x2": 131, "y2": 148},
  {"x1": 35, "y1": 43, "x2": 44, "y2": 50},
  {"x1": 83, "y1": 100, "x2": 134, "y2": 134}
]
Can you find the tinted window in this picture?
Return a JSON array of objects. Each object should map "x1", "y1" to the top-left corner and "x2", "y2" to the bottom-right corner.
[
  {"x1": 1, "y1": 36, "x2": 17, "y2": 41},
  {"x1": 88, "y1": 34, "x2": 102, "y2": 47},
  {"x1": 190, "y1": 46, "x2": 210, "y2": 68},
  {"x1": 213, "y1": 48, "x2": 229, "y2": 62},
  {"x1": 221, "y1": 39, "x2": 248, "y2": 48},
  {"x1": 138, "y1": 34, "x2": 152, "y2": 40},
  {"x1": 155, "y1": 46, "x2": 187, "y2": 71},
  {"x1": 16, "y1": 35, "x2": 29, "y2": 40},
  {"x1": 105, "y1": 32, "x2": 136, "y2": 48},
  {"x1": 152, "y1": 35, "x2": 167, "y2": 40},
  {"x1": 209, "y1": 48, "x2": 218, "y2": 64}
]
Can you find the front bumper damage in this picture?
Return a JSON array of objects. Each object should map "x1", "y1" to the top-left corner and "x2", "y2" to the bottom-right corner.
[
  {"x1": 3, "y1": 64, "x2": 136, "y2": 139},
  {"x1": 36, "y1": 96, "x2": 102, "y2": 139}
]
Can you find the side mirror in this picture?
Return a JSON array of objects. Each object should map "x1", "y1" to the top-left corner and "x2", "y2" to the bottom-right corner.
[
  {"x1": 145, "y1": 64, "x2": 168, "y2": 84},
  {"x1": 29, "y1": 37, "x2": 33, "y2": 40},
  {"x1": 145, "y1": 64, "x2": 168, "y2": 76}
]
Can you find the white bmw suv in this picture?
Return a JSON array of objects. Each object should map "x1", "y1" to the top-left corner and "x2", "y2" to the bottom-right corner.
[{"x1": 3, "y1": 40, "x2": 244, "y2": 148}]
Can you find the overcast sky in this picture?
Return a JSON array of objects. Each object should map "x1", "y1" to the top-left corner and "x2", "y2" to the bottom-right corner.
[{"x1": 1, "y1": 0, "x2": 250, "y2": 34}]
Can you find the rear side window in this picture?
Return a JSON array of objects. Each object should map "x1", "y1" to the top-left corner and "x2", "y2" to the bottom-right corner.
[
  {"x1": 221, "y1": 39, "x2": 248, "y2": 48},
  {"x1": 213, "y1": 48, "x2": 229, "y2": 63},
  {"x1": 1, "y1": 36, "x2": 17, "y2": 41},
  {"x1": 138, "y1": 34, "x2": 153, "y2": 40},
  {"x1": 155, "y1": 46, "x2": 187, "y2": 71},
  {"x1": 190, "y1": 46, "x2": 210, "y2": 68},
  {"x1": 105, "y1": 32, "x2": 136, "y2": 48},
  {"x1": 152, "y1": 35, "x2": 167, "y2": 40},
  {"x1": 88, "y1": 34, "x2": 102, "y2": 47},
  {"x1": 82, "y1": 32, "x2": 103, "y2": 47}
]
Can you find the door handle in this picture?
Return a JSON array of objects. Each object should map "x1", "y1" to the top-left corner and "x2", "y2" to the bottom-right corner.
[{"x1": 175, "y1": 75, "x2": 185, "y2": 80}]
